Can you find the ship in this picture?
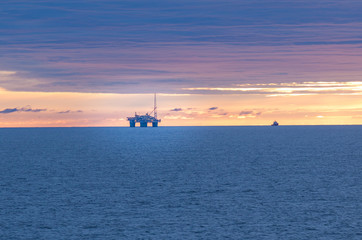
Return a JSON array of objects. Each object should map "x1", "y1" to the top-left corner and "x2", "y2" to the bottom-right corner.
[
  {"x1": 127, "y1": 94, "x2": 161, "y2": 127},
  {"x1": 271, "y1": 120, "x2": 279, "y2": 126}
]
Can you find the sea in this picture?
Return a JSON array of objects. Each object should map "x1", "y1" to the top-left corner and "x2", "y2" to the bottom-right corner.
[{"x1": 1, "y1": 126, "x2": 362, "y2": 239}]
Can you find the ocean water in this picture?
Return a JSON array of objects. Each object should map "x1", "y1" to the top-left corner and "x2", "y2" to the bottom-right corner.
[{"x1": 1, "y1": 126, "x2": 362, "y2": 239}]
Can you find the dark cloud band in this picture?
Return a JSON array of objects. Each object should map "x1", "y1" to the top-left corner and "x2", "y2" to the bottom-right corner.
[{"x1": 0, "y1": 107, "x2": 46, "y2": 114}]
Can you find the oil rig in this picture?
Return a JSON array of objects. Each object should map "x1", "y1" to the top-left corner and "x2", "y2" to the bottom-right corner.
[{"x1": 127, "y1": 94, "x2": 161, "y2": 127}]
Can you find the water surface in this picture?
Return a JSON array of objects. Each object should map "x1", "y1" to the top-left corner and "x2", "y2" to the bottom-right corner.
[{"x1": 1, "y1": 126, "x2": 362, "y2": 239}]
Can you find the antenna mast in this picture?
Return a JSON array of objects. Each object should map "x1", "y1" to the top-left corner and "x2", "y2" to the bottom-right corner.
[{"x1": 154, "y1": 93, "x2": 157, "y2": 119}]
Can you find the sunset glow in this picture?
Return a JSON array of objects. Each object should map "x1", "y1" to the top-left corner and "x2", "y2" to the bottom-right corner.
[{"x1": 1, "y1": 1, "x2": 362, "y2": 127}]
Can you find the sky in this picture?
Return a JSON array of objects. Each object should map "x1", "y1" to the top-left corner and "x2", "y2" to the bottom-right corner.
[{"x1": 1, "y1": 0, "x2": 362, "y2": 127}]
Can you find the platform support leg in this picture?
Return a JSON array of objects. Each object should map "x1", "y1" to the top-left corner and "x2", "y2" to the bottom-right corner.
[{"x1": 129, "y1": 120, "x2": 136, "y2": 127}]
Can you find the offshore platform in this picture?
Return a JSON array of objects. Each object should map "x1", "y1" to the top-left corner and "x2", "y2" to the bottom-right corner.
[{"x1": 127, "y1": 94, "x2": 161, "y2": 127}]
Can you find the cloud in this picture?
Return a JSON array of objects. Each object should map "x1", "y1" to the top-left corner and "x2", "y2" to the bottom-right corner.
[
  {"x1": 239, "y1": 111, "x2": 253, "y2": 116},
  {"x1": 208, "y1": 107, "x2": 218, "y2": 111},
  {"x1": 170, "y1": 108, "x2": 182, "y2": 112},
  {"x1": 2, "y1": 1, "x2": 362, "y2": 94},
  {"x1": 238, "y1": 110, "x2": 262, "y2": 118},
  {"x1": 0, "y1": 108, "x2": 18, "y2": 114},
  {"x1": 185, "y1": 81, "x2": 362, "y2": 96},
  {"x1": 22, "y1": 108, "x2": 45, "y2": 113},
  {"x1": 57, "y1": 110, "x2": 83, "y2": 114},
  {"x1": 0, "y1": 107, "x2": 46, "y2": 114},
  {"x1": 0, "y1": 71, "x2": 16, "y2": 75}
]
